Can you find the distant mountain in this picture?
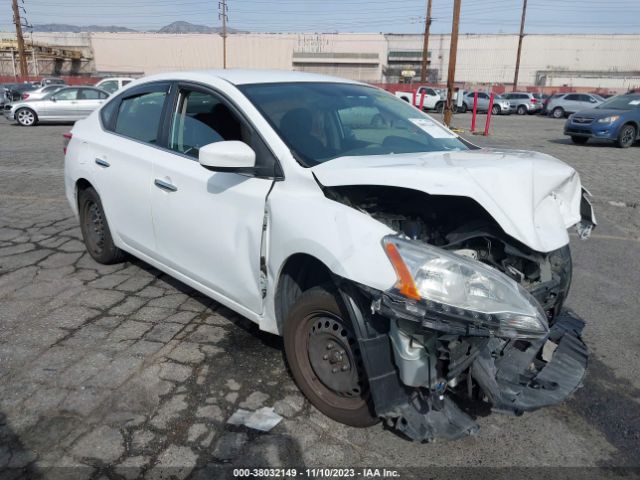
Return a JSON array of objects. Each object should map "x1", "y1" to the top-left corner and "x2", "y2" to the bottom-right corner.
[
  {"x1": 33, "y1": 24, "x2": 136, "y2": 33},
  {"x1": 157, "y1": 21, "x2": 238, "y2": 34},
  {"x1": 31, "y1": 21, "x2": 238, "y2": 34}
]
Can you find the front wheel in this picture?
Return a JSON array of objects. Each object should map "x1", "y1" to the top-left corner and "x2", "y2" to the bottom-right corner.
[
  {"x1": 78, "y1": 187, "x2": 126, "y2": 264},
  {"x1": 571, "y1": 136, "x2": 589, "y2": 145},
  {"x1": 16, "y1": 108, "x2": 37, "y2": 126},
  {"x1": 616, "y1": 124, "x2": 636, "y2": 148},
  {"x1": 491, "y1": 105, "x2": 501, "y2": 115},
  {"x1": 283, "y1": 286, "x2": 378, "y2": 427},
  {"x1": 459, "y1": 103, "x2": 468, "y2": 113}
]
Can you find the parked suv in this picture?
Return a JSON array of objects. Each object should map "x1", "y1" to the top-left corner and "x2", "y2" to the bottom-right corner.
[
  {"x1": 564, "y1": 93, "x2": 640, "y2": 148},
  {"x1": 501, "y1": 92, "x2": 542, "y2": 115},
  {"x1": 460, "y1": 91, "x2": 511, "y2": 115},
  {"x1": 64, "y1": 70, "x2": 595, "y2": 442},
  {"x1": 547, "y1": 93, "x2": 604, "y2": 118}
]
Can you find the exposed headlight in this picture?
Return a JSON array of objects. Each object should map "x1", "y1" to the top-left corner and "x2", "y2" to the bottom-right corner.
[
  {"x1": 597, "y1": 115, "x2": 620, "y2": 124},
  {"x1": 382, "y1": 236, "x2": 548, "y2": 339}
]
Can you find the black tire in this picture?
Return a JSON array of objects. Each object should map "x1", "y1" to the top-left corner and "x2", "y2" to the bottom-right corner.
[
  {"x1": 491, "y1": 105, "x2": 501, "y2": 115},
  {"x1": 16, "y1": 107, "x2": 37, "y2": 126},
  {"x1": 435, "y1": 101, "x2": 444, "y2": 113},
  {"x1": 78, "y1": 186, "x2": 125, "y2": 264},
  {"x1": 516, "y1": 105, "x2": 527, "y2": 115},
  {"x1": 616, "y1": 124, "x2": 636, "y2": 148},
  {"x1": 459, "y1": 103, "x2": 468, "y2": 113},
  {"x1": 571, "y1": 136, "x2": 589, "y2": 145},
  {"x1": 551, "y1": 107, "x2": 565, "y2": 119},
  {"x1": 283, "y1": 285, "x2": 378, "y2": 427}
]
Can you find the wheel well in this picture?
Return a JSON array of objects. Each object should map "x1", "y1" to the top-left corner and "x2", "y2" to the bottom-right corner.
[
  {"x1": 275, "y1": 253, "x2": 334, "y2": 333},
  {"x1": 75, "y1": 178, "x2": 93, "y2": 204},
  {"x1": 621, "y1": 121, "x2": 638, "y2": 134}
]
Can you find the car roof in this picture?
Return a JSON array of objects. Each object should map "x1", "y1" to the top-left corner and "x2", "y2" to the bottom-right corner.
[{"x1": 139, "y1": 69, "x2": 362, "y2": 86}]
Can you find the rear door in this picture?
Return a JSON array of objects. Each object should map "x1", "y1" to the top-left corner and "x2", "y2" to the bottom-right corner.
[
  {"x1": 562, "y1": 94, "x2": 581, "y2": 113},
  {"x1": 90, "y1": 81, "x2": 171, "y2": 256},
  {"x1": 76, "y1": 88, "x2": 107, "y2": 117}
]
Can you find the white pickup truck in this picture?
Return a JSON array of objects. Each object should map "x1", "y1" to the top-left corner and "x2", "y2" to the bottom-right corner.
[{"x1": 395, "y1": 86, "x2": 443, "y2": 111}]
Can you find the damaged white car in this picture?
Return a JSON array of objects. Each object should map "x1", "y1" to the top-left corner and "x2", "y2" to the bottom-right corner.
[{"x1": 64, "y1": 70, "x2": 596, "y2": 441}]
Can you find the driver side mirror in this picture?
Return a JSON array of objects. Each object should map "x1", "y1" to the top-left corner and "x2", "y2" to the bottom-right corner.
[
  {"x1": 51, "y1": 97, "x2": 58, "y2": 102},
  {"x1": 199, "y1": 141, "x2": 256, "y2": 171}
]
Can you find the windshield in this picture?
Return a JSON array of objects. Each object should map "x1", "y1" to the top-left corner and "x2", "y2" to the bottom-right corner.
[
  {"x1": 596, "y1": 95, "x2": 640, "y2": 110},
  {"x1": 239, "y1": 82, "x2": 468, "y2": 167}
]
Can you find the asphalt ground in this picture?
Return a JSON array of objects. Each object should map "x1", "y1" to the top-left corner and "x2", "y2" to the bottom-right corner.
[{"x1": 0, "y1": 111, "x2": 639, "y2": 479}]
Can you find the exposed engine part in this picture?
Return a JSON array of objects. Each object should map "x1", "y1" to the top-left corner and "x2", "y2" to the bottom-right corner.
[{"x1": 324, "y1": 185, "x2": 572, "y2": 321}]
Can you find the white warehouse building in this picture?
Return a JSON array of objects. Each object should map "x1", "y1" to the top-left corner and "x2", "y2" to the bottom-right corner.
[{"x1": 1, "y1": 31, "x2": 639, "y2": 90}]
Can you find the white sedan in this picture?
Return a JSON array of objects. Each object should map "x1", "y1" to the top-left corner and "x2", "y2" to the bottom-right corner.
[{"x1": 64, "y1": 70, "x2": 595, "y2": 441}]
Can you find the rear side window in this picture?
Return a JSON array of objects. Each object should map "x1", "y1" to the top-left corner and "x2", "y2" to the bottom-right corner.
[
  {"x1": 79, "y1": 89, "x2": 106, "y2": 100},
  {"x1": 565, "y1": 94, "x2": 579, "y2": 101},
  {"x1": 115, "y1": 91, "x2": 168, "y2": 144}
]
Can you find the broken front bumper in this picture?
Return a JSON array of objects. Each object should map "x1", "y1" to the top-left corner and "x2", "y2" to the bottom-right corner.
[{"x1": 470, "y1": 309, "x2": 588, "y2": 414}]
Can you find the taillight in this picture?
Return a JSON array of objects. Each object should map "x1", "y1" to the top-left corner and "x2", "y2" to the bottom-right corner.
[
  {"x1": 22, "y1": 93, "x2": 29, "y2": 100},
  {"x1": 531, "y1": 98, "x2": 537, "y2": 104},
  {"x1": 63, "y1": 132, "x2": 72, "y2": 155}
]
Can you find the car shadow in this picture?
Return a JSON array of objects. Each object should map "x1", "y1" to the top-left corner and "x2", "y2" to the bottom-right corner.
[{"x1": 547, "y1": 138, "x2": 618, "y2": 147}]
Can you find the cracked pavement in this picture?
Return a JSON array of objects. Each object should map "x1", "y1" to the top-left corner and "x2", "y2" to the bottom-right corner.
[{"x1": 1, "y1": 114, "x2": 639, "y2": 479}]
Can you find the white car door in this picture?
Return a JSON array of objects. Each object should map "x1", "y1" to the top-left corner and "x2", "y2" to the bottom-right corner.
[
  {"x1": 90, "y1": 81, "x2": 171, "y2": 257},
  {"x1": 150, "y1": 84, "x2": 277, "y2": 314}
]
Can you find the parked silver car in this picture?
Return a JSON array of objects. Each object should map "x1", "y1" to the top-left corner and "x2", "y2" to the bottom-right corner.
[
  {"x1": 4, "y1": 86, "x2": 109, "y2": 126},
  {"x1": 501, "y1": 92, "x2": 543, "y2": 115},
  {"x1": 20, "y1": 84, "x2": 64, "y2": 101},
  {"x1": 547, "y1": 93, "x2": 604, "y2": 119},
  {"x1": 460, "y1": 91, "x2": 511, "y2": 115}
]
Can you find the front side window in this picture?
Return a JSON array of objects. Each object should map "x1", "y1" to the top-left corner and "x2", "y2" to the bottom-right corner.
[
  {"x1": 169, "y1": 89, "x2": 245, "y2": 159},
  {"x1": 114, "y1": 90, "x2": 167, "y2": 143},
  {"x1": 239, "y1": 82, "x2": 468, "y2": 167},
  {"x1": 565, "y1": 94, "x2": 579, "y2": 101},
  {"x1": 53, "y1": 89, "x2": 78, "y2": 101}
]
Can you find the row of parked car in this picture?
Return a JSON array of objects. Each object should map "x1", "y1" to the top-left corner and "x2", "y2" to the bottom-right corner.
[{"x1": 1, "y1": 76, "x2": 134, "y2": 126}]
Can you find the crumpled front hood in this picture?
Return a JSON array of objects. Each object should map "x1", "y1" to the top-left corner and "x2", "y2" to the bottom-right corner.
[{"x1": 312, "y1": 148, "x2": 584, "y2": 253}]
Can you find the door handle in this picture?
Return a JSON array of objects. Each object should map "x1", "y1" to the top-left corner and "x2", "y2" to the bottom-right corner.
[
  {"x1": 154, "y1": 179, "x2": 177, "y2": 192},
  {"x1": 95, "y1": 158, "x2": 110, "y2": 168}
]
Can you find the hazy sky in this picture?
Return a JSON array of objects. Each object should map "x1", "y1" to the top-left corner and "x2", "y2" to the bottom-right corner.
[{"x1": 3, "y1": 0, "x2": 640, "y2": 34}]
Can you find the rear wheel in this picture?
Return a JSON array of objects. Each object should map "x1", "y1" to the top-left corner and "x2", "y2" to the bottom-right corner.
[
  {"x1": 516, "y1": 105, "x2": 527, "y2": 115},
  {"x1": 459, "y1": 103, "x2": 468, "y2": 113},
  {"x1": 78, "y1": 186, "x2": 125, "y2": 264},
  {"x1": 551, "y1": 107, "x2": 565, "y2": 119},
  {"x1": 616, "y1": 124, "x2": 636, "y2": 148},
  {"x1": 571, "y1": 136, "x2": 589, "y2": 145},
  {"x1": 16, "y1": 108, "x2": 37, "y2": 126},
  {"x1": 283, "y1": 286, "x2": 377, "y2": 427}
]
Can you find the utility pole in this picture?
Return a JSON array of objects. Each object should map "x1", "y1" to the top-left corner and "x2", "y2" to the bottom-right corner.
[
  {"x1": 420, "y1": 0, "x2": 433, "y2": 82},
  {"x1": 218, "y1": 0, "x2": 228, "y2": 69},
  {"x1": 11, "y1": 0, "x2": 28, "y2": 78},
  {"x1": 513, "y1": 0, "x2": 527, "y2": 92},
  {"x1": 443, "y1": 0, "x2": 461, "y2": 127}
]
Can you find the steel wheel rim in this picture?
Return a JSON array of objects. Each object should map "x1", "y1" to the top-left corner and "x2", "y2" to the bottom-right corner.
[
  {"x1": 85, "y1": 201, "x2": 105, "y2": 253},
  {"x1": 18, "y1": 110, "x2": 34, "y2": 125},
  {"x1": 307, "y1": 314, "x2": 362, "y2": 398}
]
